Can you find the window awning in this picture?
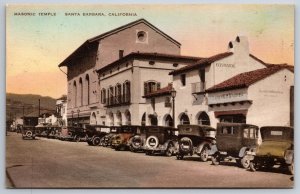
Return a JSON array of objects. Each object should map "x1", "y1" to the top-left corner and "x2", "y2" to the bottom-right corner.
[{"x1": 214, "y1": 109, "x2": 248, "y2": 117}]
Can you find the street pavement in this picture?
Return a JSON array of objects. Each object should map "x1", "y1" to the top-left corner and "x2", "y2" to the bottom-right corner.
[{"x1": 6, "y1": 132, "x2": 293, "y2": 188}]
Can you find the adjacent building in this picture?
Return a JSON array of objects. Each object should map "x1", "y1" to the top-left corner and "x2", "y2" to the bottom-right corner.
[{"x1": 59, "y1": 19, "x2": 294, "y2": 128}]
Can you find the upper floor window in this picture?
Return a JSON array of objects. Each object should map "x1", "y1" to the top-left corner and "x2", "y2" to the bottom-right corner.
[
  {"x1": 180, "y1": 74, "x2": 186, "y2": 86},
  {"x1": 199, "y1": 68, "x2": 205, "y2": 83},
  {"x1": 119, "y1": 50, "x2": 124, "y2": 59},
  {"x1": 101, "y1": 88, "x2": 106, "y2": 104},
  {"x1": 144, "y1": 81, "x2": 161, "y2": 95}
]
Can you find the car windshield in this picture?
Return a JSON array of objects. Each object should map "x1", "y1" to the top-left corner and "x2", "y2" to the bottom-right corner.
[
  {"x1": 220, "y1": 126, "x2": 237, "y2": 135},
  {"x1": 120, "y1": 127, "x2": 133, "y2": 133},
  {"x1": 243, "y1": 127, "x2": 258, "y2": 139},
  {"x1": 149, "y1": 128, "x2": 160, "y2": 133}
]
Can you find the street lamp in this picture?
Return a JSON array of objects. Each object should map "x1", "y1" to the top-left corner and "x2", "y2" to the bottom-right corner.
[
  {"x1": 171, "y1": 87, "x2": 177, "y2": 128},
  {"x1": 71, "y1": 110, "x2": 74, "y2": 126},
  {"x1": 77, "y1": 109, "x2": 80, "y2": 127}
]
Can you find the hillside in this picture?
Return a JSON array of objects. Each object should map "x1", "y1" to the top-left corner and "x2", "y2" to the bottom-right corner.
[{"x1": 6, "y1": 93, "x2": 58, "y2": 121}]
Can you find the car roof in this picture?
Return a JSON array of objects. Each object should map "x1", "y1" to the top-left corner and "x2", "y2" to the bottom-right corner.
[{"x1": 177, "y1": 124, "x2": 216, "y2": 131}]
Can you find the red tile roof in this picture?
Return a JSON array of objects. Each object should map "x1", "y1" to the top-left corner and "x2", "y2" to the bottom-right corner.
[
  {"x1": 169, "y1": 52, "x2": 233, "y2": 75},
  {"x1": 206, "y1": 66, "x2": 286, "y2": 93},
  {"x1": 143, "y1": 83, "x2": 173, "y2": 98},
  {"x1": 96, "y1": 52, "x2": 201, "y2": 73},
  {"x1": 249, "y1": 54, "x2": 294, "y2": 72}
]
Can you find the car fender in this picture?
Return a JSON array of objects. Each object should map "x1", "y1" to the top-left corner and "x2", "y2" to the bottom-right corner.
[
  {"x1": 238, "y1": 147, "x2": 249, "y2": 158},
  {"x1": 209, "y1": 144, "x2": 218, "y2": 155},
  {"x1": 196, "y1": 142, "x2": 210, "y2": 153},
  {"x1": 284, "y1": 150, "x2": 294, "y2": 164}
]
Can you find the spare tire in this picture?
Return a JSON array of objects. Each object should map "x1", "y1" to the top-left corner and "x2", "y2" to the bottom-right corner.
[
  {"x1": 25, "y1": 130, "x2": 33, "y2": 138},
  {"x1": 146, "y1": 136, "x2": 159, "y2": 148},
  {"x1": 179, "y1": 137, "x2": 193, "y2": 153},
  {"x1": 131, "y1": 135, "x2": 142, "y2": 150}
]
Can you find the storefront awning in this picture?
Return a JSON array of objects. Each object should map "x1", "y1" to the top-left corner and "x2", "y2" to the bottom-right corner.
[{"x1": 214, "y1": 109, "x2": 248, "y2": 117}]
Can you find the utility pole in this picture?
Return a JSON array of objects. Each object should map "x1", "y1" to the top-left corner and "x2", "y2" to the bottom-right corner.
[
  {"x1": 38, "y1": 99, "x2": 41, "y2": 117},
  {"x1": 23, "y1": 105, "x2": 25, "y2": 119}
]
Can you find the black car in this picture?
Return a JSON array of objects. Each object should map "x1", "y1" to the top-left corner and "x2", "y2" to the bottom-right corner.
[
  {"x1": 101, "y1": 126, "x2": 120, "y2": 147},
  {"x1": 85, "y1": 125, "x2": 110, "y2": 146},
  {"x1": 68, "y1": 126, "x2": 87, "y2": 142},
  {"x1": 142, "y1": 126, "x2": 178, "y2": 157},
  {"x1": 21, "y1": 125, "x2": 36, "y2": 140},
  {"x1": 176, "y1": 124, "x2": 216, "y2": 161}
]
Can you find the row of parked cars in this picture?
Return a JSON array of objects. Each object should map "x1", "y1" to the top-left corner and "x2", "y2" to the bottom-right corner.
[{"x1": 20, "y1": 122, "x2": 294, "y2": 175}]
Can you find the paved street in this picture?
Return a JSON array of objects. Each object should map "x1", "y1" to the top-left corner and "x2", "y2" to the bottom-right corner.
[{"x1": 6, "y1": 132, "x2": 293, "y2": 188}]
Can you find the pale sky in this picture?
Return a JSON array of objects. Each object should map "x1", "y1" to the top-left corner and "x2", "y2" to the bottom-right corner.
[{"x1": 6, "y1": 4, "x2": 294, "y2": 98}]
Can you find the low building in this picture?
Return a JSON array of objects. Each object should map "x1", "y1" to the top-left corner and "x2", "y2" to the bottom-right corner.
[{"x1": 56, "y1": 95, "x2": 67, "y2": 126}]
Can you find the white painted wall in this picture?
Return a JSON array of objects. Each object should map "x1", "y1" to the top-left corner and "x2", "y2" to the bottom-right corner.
[{"x1": 247, "y1": 69, "x2": 294, "y2": 127}]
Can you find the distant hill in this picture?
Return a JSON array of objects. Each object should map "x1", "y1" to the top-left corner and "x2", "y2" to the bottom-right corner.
[{"x1": 6, "y1": 93, "x2": 58, "y2": 121}]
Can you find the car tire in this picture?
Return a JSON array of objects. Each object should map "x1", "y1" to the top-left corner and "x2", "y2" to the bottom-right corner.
[
  {"x1": 176, "y1": 154, "x2": 184, "y2": 160},
  {"x1": 92, "y1": 137, "x2": 101, "y2": 146},
  {"x1": 249, "y1": 161, "x2": 258, "y2": 172},
  {"x1": 25, "y1": 131, "x2": 33, "y2": 138},
  {"x1": 288, "y1": 160, "x2": 294, "y2": 175},
  {"x1": 146, "y1": 136, "x2": 159, "y2": 148},
  {"x1": 199, "y1": 146, "x2": 209, "y2": 162},
  {"x1": 211, "y1": 153, "x2": 220, "y2": 165},
  {"x1": 240, "y1": 156, "x2": 251, "y2": 169}
]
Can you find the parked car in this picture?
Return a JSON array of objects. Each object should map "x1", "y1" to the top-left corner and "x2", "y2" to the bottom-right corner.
[
  {"x1": 68, "y1": 126, "x2": 87, "y2": 142},
  {"x1": 111, "y1": 125, "x2": 142, "y2": 151},
  {"x1": 143, "y1": 126, "x2": 178, "y2": 156},
  {"x1": 247, "y1": 126, "x2": 294, "y2": 175},
  {"x1": 21, "y1": 125, "x2": 36, "y2": 140},
  {"x1": 101, "y1": 126, "x2": 119, "y2": 147},
  {"x1": 59, "y1": 126, "x2": 74, "y2": 141},
  {"x1": 85, "y1": 125, "x2": 110, "y2": 146},
  {"x1": 210, "y1": 123, "x2": 259, "y2": 168},
  {"x1": 35, "y1": 123, "x2": 50, "y2": 137},
  {"x1": 176, "y1": 124, "x2": 216, "y2": 161},
  {"x1": 47, "y1": 126, "x2": 61, "y2": 139}
]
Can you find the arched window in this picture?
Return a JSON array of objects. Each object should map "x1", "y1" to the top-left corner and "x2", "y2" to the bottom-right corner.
[
  {"x1": 125, "y1": 110, "x2": 131, "y2": 125},
  {"x1": 73, "y1": 81, "x2": 77, "y2": 108},
  {"x1": 164, "y1": 114, "x2": 173, "y2": 127},
  {"x1": 101, "y1": 88, "x2": 106, "y2": 104},
  {"x1": 180, "y1": 113, "x2": 190, "y2": 125},
  {"x1": 79, "y1": 78, "x2": 83, "y2": 106},
  {"x1": 149, "y1": 115, "x2": 158, "y2": 126},
  {"x1": 115, "y1": 83, "x2": 122, "y2": 104},
  {"x1": 91, "y1": 112, "x2": 97, "y2": 125},
  {"x1": 197, "y1": 112, "x2": 210, "y2": 125},
  {"x1": 85, "y1": 74, "x2": 90, "y2": 105},
  {"x1": 141, "y1": 112, "x2": 146, "y2": 126},
  {"x1": 124, "y1": 81, "x2": 131, "y2": 103}
]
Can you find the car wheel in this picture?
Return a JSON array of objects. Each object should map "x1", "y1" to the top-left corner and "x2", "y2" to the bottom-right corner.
[
  {"x1": 176, "y1": 154, "x2": 184, "y2": 160},
  {"x1": 211, "y1": 153, "x2": 220, "y2": 165},
  {"x1": 75, "y1": 135, "x2": 80, "y2": 142},
  {"x1": 199, "y1": 146, "x2": 209, "y2": 162},
  {"x1": 249, "y1": 161, "x2": 259, "y2": 172},
  {"x1": 87, "y1": 140, "x2": 93, "y2": 146},
  {"x1": 165, "y1": 144, "x2": 174, "y2": 157},
  {"x1": 25, "y1": 131, "x2": 33, "y2": 138},
  {"x1": 288, "y1": 160, "x2": 294, "y2": 175},
  {"x1": 240, "y1": 156, "x2": 251, "y2": 169},
  {"x1": 92, "y1": 137, "x2": 101, "y2": 146}
]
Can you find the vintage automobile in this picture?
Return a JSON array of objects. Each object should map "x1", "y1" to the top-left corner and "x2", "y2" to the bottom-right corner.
[
  {"x1": 21, "y1": 125, "x2": 36, "y2": 140},
  {"x1": 35, "y1": 123, "x2": 50, "y2": 137},
  {"x1": 211, "y1": 123, "x2": 259, "y2": 168},
  {"x1": 142, "y1": 126, "x2": 178, "y2": 157},
  {"x1": 101, "y1": 126, "x2": 119, "y2": 147},
  {"x1": 247, "y1": 126, "x2": 294, "y2": 175},
  {"x1": 47, "y1": 126, "x2": 61, "y2": 139},
  {"x1": 68, "y1": 126, "x2": 87, "y2": 142},
  {"x1": 176, "y1": 124, "x2": 216, "y2": 161},
  {"x1": 111, "y1": 125, "x2": 142, "y2": 151},
  {"x1": 85, "y1": 125, "x2": 110, "y2": 146},
  {"x1": 59, "y1": 126, "x2": 74, "y2": 141}
]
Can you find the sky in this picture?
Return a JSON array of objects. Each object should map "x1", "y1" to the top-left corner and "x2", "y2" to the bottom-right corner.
[{"x1": 6, "y1": 4, "x2": 294, "y2": 98}]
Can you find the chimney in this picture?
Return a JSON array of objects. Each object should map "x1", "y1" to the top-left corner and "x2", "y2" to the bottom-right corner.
[{"x1": 228, "y1": 35, "x2": 250, "y2": 66}]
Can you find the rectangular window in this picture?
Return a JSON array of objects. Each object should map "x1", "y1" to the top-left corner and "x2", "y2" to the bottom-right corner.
[
  {"x1": 119, "y1": 50, "x2": 124, "y2": 59},
  {"x1": 180, "y1": 74, "x2": 186, "y2": 86},
  {"x1": 200, "y1": 69, "x2": 205, "y2": 83}
]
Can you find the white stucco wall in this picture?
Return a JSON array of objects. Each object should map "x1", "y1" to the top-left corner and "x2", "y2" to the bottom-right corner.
[{"x1": 247, "y1": 69, "x2": 294, "y2": 127}]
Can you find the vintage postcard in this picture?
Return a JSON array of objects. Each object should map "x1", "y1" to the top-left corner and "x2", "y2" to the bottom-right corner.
[{"x1": 6, "y1": 4, "x2": 294, "y2": 188}]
